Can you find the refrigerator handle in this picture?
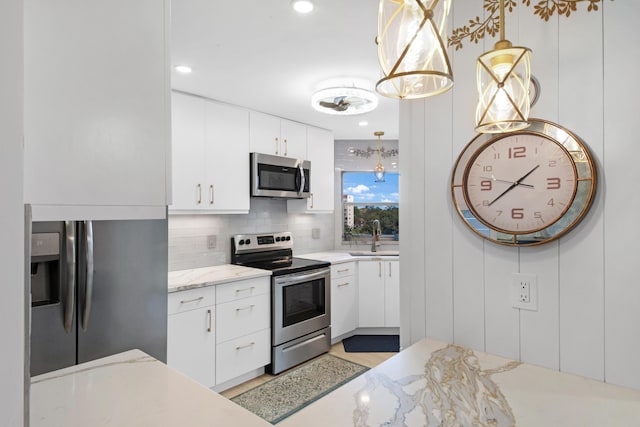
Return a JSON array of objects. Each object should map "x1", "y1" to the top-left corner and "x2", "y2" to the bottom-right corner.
[
  {"x1": 63, "y1": 221, "x2": 76, "y2": 333},
  {"x1": 81, "y1": 220, "x2": 94, "y2": 331}
]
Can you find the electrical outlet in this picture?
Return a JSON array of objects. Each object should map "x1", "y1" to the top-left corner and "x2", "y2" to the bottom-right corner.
[
  {"x1": 312, "y1": 228, "x2": 321, "y2": 239},
  {"x1": 206, "y1": 235, "x2": 217, "y2": 249},
  {"x1": 511, "y1": 273, "x2": 537, "y2": 311}
]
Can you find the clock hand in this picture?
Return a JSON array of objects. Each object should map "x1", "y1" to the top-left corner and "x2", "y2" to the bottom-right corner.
[
  {"x1": 480, "y1": 175, "x2": 534, "y2": 189},
  {"x1": 487, "y1": 165, "x2": 540, "y2": 206}
]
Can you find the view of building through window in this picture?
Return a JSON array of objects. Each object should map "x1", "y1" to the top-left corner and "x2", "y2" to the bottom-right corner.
[{"x1": 342, "y1": 172, "x2": 399, "y2": 242}]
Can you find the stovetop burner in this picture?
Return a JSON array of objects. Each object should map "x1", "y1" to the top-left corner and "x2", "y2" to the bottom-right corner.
[{"x1": 231, "y1": 232, "x2": 329, "y2": 276}]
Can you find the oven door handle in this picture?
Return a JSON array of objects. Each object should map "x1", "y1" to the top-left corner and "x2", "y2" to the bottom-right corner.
[{"x1": 275, "y1": 269, "x2": 328, "y2": 286}]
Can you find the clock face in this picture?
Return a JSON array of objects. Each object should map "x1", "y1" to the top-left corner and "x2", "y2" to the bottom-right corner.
[
  {"x1": 463, "y1": 133, "x2": 577, "y2": 234},
  {"x1": 451, "y1": 119, "x2": 597, "y2": 246}
]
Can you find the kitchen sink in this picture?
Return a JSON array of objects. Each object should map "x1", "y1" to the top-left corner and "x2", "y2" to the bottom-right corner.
[{"x1": 349, "y1": 251, "x2": 399, "y2": 257}]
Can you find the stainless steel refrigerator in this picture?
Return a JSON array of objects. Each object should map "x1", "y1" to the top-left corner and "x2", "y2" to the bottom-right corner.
[{"x1": 29, "y1": 219, "x2": 167, "y2": 376}]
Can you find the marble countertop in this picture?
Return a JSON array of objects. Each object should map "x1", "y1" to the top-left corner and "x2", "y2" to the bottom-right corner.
[
  {"x1": 280, "y1": 338, "x2": 640, "y2": 426},
  {"x1": 297, "y1": 250, "x2": 399, "y2": 264},
  {"x1": 168, "y1": 264, "x2": 272, "y2": 293},
  {"x1": 30, "y1": 349, "x2": 270, "y2": 427}
]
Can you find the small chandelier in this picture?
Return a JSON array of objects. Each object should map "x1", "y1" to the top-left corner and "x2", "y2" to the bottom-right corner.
[
  {"x1": 374, "y1": 131, "x2": 385, "y2": 182},
  {"x1": 475, "y1": 0, "x2": 532, "y2": 133},
  {"x1": 376, "y1": 0, "x2": 453, "y2": 100}
]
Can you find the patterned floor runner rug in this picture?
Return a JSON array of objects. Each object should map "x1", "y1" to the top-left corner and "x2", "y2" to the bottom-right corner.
[{"x1": 230, "y1": 354, "x2": 368, "y2": 424}]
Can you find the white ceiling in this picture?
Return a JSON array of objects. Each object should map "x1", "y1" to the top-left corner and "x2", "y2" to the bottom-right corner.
[{"x1": 171, "y1": 0, "x2": 399, "y2": 141}]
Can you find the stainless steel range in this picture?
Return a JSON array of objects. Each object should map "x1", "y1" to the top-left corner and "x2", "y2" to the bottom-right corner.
[{"x1": 231, "y1": 232, "x2": 331, "y2": 374}]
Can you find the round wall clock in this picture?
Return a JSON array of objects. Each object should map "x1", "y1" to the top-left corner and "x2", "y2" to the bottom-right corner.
[{"x1": 451, "y1": 119, "x2": 597, "y2": 246}]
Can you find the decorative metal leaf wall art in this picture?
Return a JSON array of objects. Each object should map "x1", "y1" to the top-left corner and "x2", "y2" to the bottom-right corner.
[{"x1": 449, "y1": 0, "x2": 605, "y2": 51}]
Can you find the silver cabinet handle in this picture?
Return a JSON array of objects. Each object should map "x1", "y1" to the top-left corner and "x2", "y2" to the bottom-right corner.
[
  {"x1": 207, "y1": 309, "x2": 212, "y2": 332},
  {"x1": 236, "y1": 342, "x2": 255, "y2": 350},
  {"x1": 64, "y1": 221, "x2": 76, "y2": 334},
  {"x1": 309, "y1": 192, "x2": 314, "y2": 209},
  {"x1": 235, "y1": 286, "x2": 255, "y2": 294},
  {"x1": 379, "y1": 262, "x2": 382, "y2": 278},
  {"x1": 196, "y1": 184, "x2": 202, "y2": 204},
  {"x1": 337, "y1": 268, "x2": 350, "y2": 273},
  {"x1": 389, "y1": 262, "x2": 392, "y2": 278},
  {"x1": 338, "y1": 282, "x2": 350, "y2": 287},
  {"x1": 180, "y1": 296, "x2": 204, "y2": 304},
  {"x1": 209, "y1": 185, "x2": 214, "y2": 205},
  {"x1": 81, "y1": 221, "x2": 94, "y2": 331},
  {"x1": 236, "y1": 304, "x2": 255, "y2": 312},
  {"x1": 284, "y1": 138, "x2": 288, "y2": 156},
  {"x1": 275, "y1": 137, "x2": 279, "y2": 155}
]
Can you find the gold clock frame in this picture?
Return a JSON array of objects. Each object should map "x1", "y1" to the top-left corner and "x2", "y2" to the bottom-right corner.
[{"x1": 451, "y1": 118, "x2": 597, "y2": 246}]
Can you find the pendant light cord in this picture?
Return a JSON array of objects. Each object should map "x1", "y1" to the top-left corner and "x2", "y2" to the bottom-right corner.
[{"x1": 499, "y1": 0, "x2": 505, "y2": 41}]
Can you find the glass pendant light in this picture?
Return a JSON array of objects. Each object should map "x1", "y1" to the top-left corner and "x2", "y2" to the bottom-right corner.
[
  {"x1": 475, "y1": 0, "x2": 532, "y2": 133},
  {"x1": 376, "y1": 0, "x2": 453, "y2": 99},
  {"x1": 374, "y1": 131, "x2": 385, "y2": 182}
]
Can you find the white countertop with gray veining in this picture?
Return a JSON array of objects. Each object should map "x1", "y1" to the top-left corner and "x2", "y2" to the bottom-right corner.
[
  {"x1": 280, "y1": 337, "x2": 640, "y2": 426},
  {"x1": 168, "y1": 264, "x2": 272, "y2": 293},
  {"x1": 297, "y1": 250, "x2": 399, "y2": 264},
  {"x1": 30, "y1": 349, "x2": 270, "y2": 427}
]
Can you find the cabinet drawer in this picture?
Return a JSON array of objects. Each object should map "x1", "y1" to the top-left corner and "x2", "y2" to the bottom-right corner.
[
  {"x1": 168, "y1": 287, "x2": 215, "y2": 315},
  {"x1": 331, "y1": 262, "x2": 355, "y2": 280},
  {"x1": 216, "y1": 329, "x2": 270, "y2": 385},
  {"x1": 216, "y1": 277, "x2": 270, "y2": 304},
  {"x1": 216, "y1": 294, "x2": 270, "y2": 343}
]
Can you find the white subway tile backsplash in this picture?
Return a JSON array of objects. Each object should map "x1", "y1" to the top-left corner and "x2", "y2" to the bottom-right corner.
[{"x1": 168, "y1": 198, "x2": 335, "y2": 271}]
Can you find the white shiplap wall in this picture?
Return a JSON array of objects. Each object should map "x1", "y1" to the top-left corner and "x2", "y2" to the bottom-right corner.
[{"x1": 400, "y1": 1, "x2": 640, "y2": 389}]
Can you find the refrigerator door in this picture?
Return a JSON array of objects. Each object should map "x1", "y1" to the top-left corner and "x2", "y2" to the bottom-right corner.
[
  {"x1": 76, "y1": 218, "x2": 168, "y2": 364},
  {"x1": 30, "y1": 221, "x2": 77, "y2": 376}
]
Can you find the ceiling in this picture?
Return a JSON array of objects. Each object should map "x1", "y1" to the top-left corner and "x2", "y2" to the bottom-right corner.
[{"x1": 171, "y1": 0, "x2": 399, "y2": 141}]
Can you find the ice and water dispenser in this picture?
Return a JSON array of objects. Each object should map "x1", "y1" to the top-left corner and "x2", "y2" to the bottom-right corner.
[{"x1": 30, "y1": 230, "x2": 62, "y2": 308}]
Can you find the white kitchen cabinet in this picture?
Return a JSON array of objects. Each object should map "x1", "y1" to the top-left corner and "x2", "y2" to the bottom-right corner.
[
  {"x1": 24, "y1": 0, "x2": 170, "y2": 221},
  {"x1": 358, "y1": 260, "x2": 400, "y2": 328},
  {"x1": 330, "y1": 262, "x2": 357, "y2": 340},
  {"x1": 170, "y1": 92, "x2": 250, "y2": 213},
  {"x1": 215, "y1": 276, "x2": 271, "y2": 386},
  {"x1": 167, "y1": 287, "x2": 216, "y2": 388},
  {"x1": 249, "y1": 111, "x2": 307, "y2": 159},
  {"x1": 287, "y1": 126, "x2": 335, "y2": 213}
]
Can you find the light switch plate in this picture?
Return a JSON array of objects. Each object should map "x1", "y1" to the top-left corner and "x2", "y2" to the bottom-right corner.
[{"x1": 511, "y1": 273, "x2": 538, "y2": 311}]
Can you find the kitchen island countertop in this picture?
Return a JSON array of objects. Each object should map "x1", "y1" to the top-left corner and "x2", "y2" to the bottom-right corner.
[
  {"x1": 168, "y1": 264, "x2": 271, "y2": 293},
  {"x1": 30, "y1": 349, "x2": 270, "y2": 427}
]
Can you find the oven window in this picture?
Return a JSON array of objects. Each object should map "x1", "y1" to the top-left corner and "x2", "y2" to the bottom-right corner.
[{"x1": 282, "y1": 279, "x2": 325, "y2": 327}]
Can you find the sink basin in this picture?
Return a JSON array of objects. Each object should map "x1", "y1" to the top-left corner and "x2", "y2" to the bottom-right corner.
[{"x1": 349, "y1": 251, "x2": 399, "y2": 257}]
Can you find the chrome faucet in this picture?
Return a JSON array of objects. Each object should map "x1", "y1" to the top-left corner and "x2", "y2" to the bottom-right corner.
[{"x1": 371, "y1": 219, "x2": 381, "y2": 252}]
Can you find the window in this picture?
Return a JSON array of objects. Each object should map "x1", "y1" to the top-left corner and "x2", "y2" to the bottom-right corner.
[{"x1": 342, "y1": 171, "x2": 399, "y2": 243}]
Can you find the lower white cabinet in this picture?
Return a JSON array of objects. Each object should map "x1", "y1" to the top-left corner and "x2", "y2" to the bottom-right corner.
[
  {"x1": 330, "y1": 262, "x2": 357, "y2": 339},
  {"x1": 167, "y1": 276, "x2": 271, "y2": 389},
  {"x1": 358, "y1": 260, "x2": 399, "y2": 328},
  {"x1": 167, "y1": 287, "x2": 216, "y2": 388}
]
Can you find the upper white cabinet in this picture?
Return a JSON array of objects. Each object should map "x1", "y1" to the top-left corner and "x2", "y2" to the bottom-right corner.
[
  {"x1": 170, "y1": 92, "x2": 250, "y2": 214},
  {"x1": 288, "y1": 126, "x2": 335, "y2": 213},
  {"x1": 24, "y1": 0, "x2": 170, "y2": 221},
  {"x1": 249, "y1": 111, "x2": 307, "y2": 159}
]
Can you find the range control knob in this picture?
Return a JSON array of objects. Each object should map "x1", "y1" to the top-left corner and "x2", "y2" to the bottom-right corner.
[
  {"x1": 275, "y1": 237, "x2": 281, "y2": 242},
  {"x1": 238, "y1": 239, "x2": 245, "y2": 245},
  {"x1": 285, "y1": 236, "x2": 291, "y2": 241},
  {"x1": 245, "y1": 239, "x2": 251, "y2": 245}
]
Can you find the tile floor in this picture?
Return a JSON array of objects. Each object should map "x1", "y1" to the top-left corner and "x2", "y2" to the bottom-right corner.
[{"x1": 220, "y1": 341, "x2": 397, "y2": 399}]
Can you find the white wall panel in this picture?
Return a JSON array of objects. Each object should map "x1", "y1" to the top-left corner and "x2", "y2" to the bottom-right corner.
[
  {"x1": 517, "y1": 1, "x2": 562, "y2": 372},
  {"x1": 603, "y1": 0, "x2": 640, "y2": 389},
  {"x1": 450, "y1": 0, "x2": 487, "y2": 352},
  {"x1": 558, "y1": 8, "x2": 605, "y2": 380}
]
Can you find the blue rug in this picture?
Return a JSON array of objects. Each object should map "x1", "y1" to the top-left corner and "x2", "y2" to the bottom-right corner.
[{"x1": 342, "y1": 335, "x2": 399, "y2": 353}]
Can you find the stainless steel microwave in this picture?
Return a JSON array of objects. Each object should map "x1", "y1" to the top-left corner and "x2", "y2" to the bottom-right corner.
[{"x1": 250, "y1": 152, "x2": 311, "y2": 199}]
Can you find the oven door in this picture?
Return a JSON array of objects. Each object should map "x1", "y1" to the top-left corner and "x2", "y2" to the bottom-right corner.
[
  {"x1": 251, "y1": 152, "x2": 310, "y2": 199},
  {"x1": 273, "y1": 267, "x2": 330, "y2": 346}
]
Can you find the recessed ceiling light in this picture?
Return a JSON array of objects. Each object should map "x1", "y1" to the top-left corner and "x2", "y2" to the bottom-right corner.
[
  {"x1": 174, "y1": 65, "x2": 192, "y2": 74},
  {"x1": 358, "y1": 121, "x2": 369, "y2": 127},
  {"x1": 291, "y1": 0, "x2": 314, "y2": 14}
]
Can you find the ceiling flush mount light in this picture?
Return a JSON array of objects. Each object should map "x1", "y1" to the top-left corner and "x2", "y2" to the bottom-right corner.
[
  {"x1": 376, "y1": 0, "x2": 453, "y2": 100},
  {"x1": 174, "y1": 65, "x2": 192, "y2": 74},
  {"x1": 291, "y1": 0, "x2": 314, "y2": 14},
  {"x1": 475, "y1": 0, "x2": 532, "y2": 133},
  {"x1": 374, "y1": 131, "x2": 385, "y2": 182},
  {"x1": 311, "y1": 87, "x2": 378, "y2": 116}
]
